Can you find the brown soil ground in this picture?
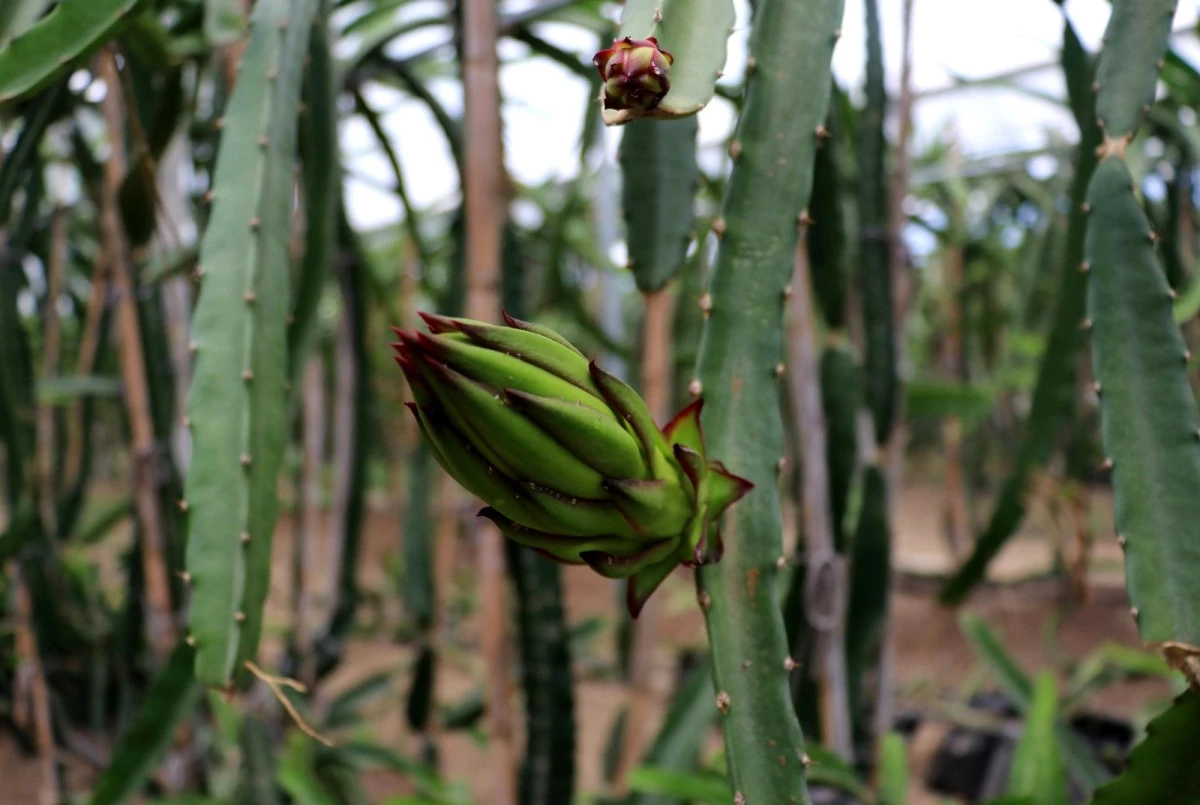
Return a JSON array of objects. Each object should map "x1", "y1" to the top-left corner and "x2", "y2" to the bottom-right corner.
[{"x1": 0, "y1": 474, "x2": 1175, "y2": 804}]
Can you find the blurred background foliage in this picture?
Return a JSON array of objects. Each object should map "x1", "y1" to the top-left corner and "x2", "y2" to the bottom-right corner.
[{"x1": 2, "y1": 0, "x2": 1200, "y2": 804}]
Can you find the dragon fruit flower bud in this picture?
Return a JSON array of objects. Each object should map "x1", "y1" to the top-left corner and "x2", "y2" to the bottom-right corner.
[
  {"x1": 391, "y1": 311, "x2": 753, "y2": 618},
  {"x1": 593, "y1": 36, "x2": 675, "y2": 112}
]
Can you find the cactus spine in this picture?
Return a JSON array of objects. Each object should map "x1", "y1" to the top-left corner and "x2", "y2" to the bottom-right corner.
[
  {"x1": 691, "y1": 0, "x2": 844, "y2": 798},
  {"x1": 1084, "y1": 0, "x2": 1200, "y2": 686},
  {"x1": 182, "y1": 0, "x2": 319, "y2": 688}
]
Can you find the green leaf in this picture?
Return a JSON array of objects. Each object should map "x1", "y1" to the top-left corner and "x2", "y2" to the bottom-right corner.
[
  {"x1": 1007, "y1": 672, "x2": 1068, "y2": 805},
  {"x1": 0, "y1": 0, "x2": 149, "y2": 103},
  {"x1": 1091, "y1": 690, "x2": 1200, "y2": 805},
  {"x1": 904, "y1": 381, "x2": 996, "y2": 426},
  {"x1": 961, "y1": 615, "x2": 1111, "y2": 795},
  {"x1": 627, "y1": 767, "x2": 730, "y2": 804},
  {"x1": 0, "y1": 0, "x2": 54, "y2": 41},
  {"x1": 34, "y1": 375, "x2": 122, "y2": 404},
  {"x1": 879, "y1": 733, "x2": 909, "y2": 805},
  {"x1": 205, "y1": 0, "x2": 246, "y2": 46},
  {"x1": 89, "y1": 642, "x2": 201, "y2": 805},
  {"x1": 939, "y1": 11, "x2": 1101, "y2": 606},
  {"x1": 805, "y1": 744, "x2": 870, "y2": 801}
]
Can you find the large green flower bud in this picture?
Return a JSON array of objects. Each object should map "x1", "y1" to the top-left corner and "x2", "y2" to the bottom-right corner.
[{"x1": 391, "y1": 311, "x2": 752, "y2": 616}]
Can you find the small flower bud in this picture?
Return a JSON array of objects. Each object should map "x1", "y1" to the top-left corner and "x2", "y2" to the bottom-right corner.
[{"x1": 593, "y1": 36, "x2": 675, "y2": 112}]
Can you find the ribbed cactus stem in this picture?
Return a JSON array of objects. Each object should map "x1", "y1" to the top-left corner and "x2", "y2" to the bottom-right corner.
[
  {"x1": 691, "y1": 0, "x2": 844, "y2": 798},
  {"x1": 183, "y1": 0, "x2": 319, "y2": 688},
  {"x1": 1084, "y1": 0, "x2": 1200, "y2": 689}
]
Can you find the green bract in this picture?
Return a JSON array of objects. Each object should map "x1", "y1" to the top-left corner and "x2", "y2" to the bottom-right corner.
[{"x1": 392, "y1": 311, "x2": 753, "y2": 616}]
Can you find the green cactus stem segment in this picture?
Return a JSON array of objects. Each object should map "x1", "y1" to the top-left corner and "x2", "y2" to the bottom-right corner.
[
  {"x1": 598, "y1": 0, "x2": 736, "y2": 125},
  {"x1": 1084, "y1": 0, "x2": 1200, "y2": 689},
  {"x1": 182, "y1": 0, "x2": 318, "y2": 688},
  {"x1": 392, "y1": 312, "x2": 753, "y2": 617},
  {"x1": 1086, "y1": 157, "x2": 1200, "y2": 683},
  {"x1": 688, "y1": 0, "x2": 844, "y2": 797}
]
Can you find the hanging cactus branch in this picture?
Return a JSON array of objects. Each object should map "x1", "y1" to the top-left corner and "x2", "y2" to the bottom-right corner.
[
  {"x1": 595, "y1": 0, "x2": 736, "y2": 125},
  {"x1": 391, "y1": 311, "x2": 753, "y2": 617}
]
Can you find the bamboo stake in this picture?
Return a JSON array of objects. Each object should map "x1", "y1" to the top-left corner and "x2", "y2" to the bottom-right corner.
[
  {"x1": 324, "y1": 306, "x2": 356, "y2": 630},
  {"x1": 790, "y1": 239, "x2": 853, "y2": 759},
  {"x1": 941, "y1": 239, "x2": 968, "y2": 557},
  {"x1": 8, "y1": 560, "x2": 58, "y2": 805},
  {"x1": 98, "y1": 49, "x2": 176, "y2": 662},
  {"x1": 35, "y1": 208, "x2": 66, "y2": 534},
  {"x1": 462, "y1": 0, "x2": 516, "y2": 796},
  {"x1": 874, "y1": 0, "x2": 916, "y2": 748},
  {"x1": 295, "y1": 354, "x2": 326, "y2": 680}
]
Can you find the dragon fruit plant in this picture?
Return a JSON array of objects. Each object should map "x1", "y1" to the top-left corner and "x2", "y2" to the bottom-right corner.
[{"x1": 391, "y1": 311, "x2": 753, "y2": 617}]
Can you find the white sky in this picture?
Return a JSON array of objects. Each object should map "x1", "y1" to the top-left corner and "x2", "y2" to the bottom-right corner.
[{"x1": 340, "y1": 0, "x2": 1200, "y2": 232}]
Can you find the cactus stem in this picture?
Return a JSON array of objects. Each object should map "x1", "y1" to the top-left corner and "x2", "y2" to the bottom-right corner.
[
  {"x1": 688, "y1": 379, "x2": 702, "y2": 396},
  {"x1": 712, "y1": 217, "x2": 727, "y2": 237},
  {"x1": 715, "y1": 691, "x2": 731, "y2": 714},
  {"x1": 784, "y1": 656, "x2": 797, "y2": 671}
]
